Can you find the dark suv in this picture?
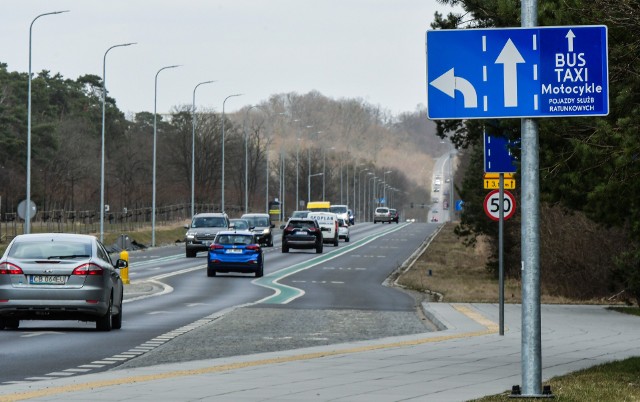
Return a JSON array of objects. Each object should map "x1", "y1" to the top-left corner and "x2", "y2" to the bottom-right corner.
[
  {"x1": 389, "y1": 208, "x2": 399, "y2": 223},
  {"x1": 281, "y1": 218, "x2": 324, "y2": 254},
  {"x1": 184, "y1": 213, "x2": 230, "y2": 257},
  {"x1": 241, "y1": 213, "x2": 274, "y2": 247}
]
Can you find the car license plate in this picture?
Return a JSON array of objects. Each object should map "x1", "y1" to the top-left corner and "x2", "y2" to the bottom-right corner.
[
  {"x1": 294, "y1": 230, "x2": 306, "y2": 235},
  {"x1": 226, "y1": 249, "x2": 242, "y2": 254},
  {"x1": 29, "y1": 275, "x2": 67, "y2": 285}
]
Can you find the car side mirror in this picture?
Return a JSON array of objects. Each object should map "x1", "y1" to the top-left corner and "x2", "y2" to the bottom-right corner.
[
  {"x1": 270, "y1": 223, "x2": 275, "y2": 228},
  {"x1": 115, "y1": 259, "x2": 128, "y2": 269},
  {"x1": 184, "y1": 224, "x2": 189, "y2": 229},
  {"x1": 279, "y1": 224, "x2": 285, "y2": 230}
]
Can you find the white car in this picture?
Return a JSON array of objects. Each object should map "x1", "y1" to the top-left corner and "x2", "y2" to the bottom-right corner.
[
  {"x1": 329, "y1": 205, "x2": 350, "y2": 226},
  {"x1": 307, "y1": 212, "x2": 339, "y2": 246},
  {"x1": 337, "y1": 218, "x2": 350, "y2": 242}
]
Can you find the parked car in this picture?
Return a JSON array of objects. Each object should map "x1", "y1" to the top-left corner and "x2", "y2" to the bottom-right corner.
[
  {"x1": 207, "y1": 231, "x2": 263, "y2": 277},
  {"x1": 308, "y1": 211, "x2": 339, "y2": 246},
  {"x1": 373, "y1": 207, "x2": 392, "y2": 224},
  {"x1": 0, "y1": 233, "x2": 127, "y2": 331},
  {"x1": 241, "y1": 213, "x2": 274, "y2": 247},
  {"x1": 389, "y1": 208, "x2": 399, "y2": 223},
  {"x1": 185, "y1": 213, "x2": 230, "y2": 258},
  {"x1": 280, "y1": 218, "x2": 324, "y2": 254},
  {"x1": 337, "y1": 218, "x2": 350, "y2": 242}
]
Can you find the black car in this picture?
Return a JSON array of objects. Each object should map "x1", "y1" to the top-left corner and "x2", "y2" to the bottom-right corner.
[
  {"x1": 281, "y1": 218, "x2": 324, "y2": 254},
  {"x1": 241, "y1": 213, "x2": 274, "y2": 247},
  {"x1": 389, "y1": 208, "x2": 399, "y2": 223}
]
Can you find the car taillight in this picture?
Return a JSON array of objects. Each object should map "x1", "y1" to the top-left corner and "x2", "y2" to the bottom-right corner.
[
  {"x1": 0, "y1": 262, "x2": 23, "y2": 275},
  {"x1": 210, "y1": 244, "x2": 224, "y2": 250},
  {"x1": 72, "y1": 263, "x2": 104, "y2": 276},
  {"x1": 284, "y1": 227, "x2": 295, "y2": 233},
  {"x1": 246, "y1": 245, "x2": 260, "y2": 251}
]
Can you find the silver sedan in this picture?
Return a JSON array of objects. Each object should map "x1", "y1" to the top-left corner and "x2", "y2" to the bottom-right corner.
[{"x1": 0, "y1": 233, "x2": 127, "y2": 331}]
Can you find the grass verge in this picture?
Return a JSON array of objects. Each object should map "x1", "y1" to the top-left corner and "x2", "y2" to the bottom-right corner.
[{"x1": 470, "y1": 357, "x2": 640, "y2": 401}]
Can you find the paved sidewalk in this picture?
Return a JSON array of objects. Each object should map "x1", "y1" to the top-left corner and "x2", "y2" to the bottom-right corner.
[{"x1": 1, "y1": 303, "x2": 639, "y2": 401}]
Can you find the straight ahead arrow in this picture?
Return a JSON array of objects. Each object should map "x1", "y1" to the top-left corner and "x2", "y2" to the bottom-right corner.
[
  {"x1": 495, "y1": 39, "x2": 525, "y2": 107},
  {"x1": 566, "y1": 29, "x2": 576, "y2": 52}
]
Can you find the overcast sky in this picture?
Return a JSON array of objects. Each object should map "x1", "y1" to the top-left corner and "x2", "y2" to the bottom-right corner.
[{"x1": 3, "y1": 1, "x2": 462, "y2": 116}]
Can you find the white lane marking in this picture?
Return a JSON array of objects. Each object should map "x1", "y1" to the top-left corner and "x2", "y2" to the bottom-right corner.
[{"x1": 21, "y1": 331, "x2": 64, "y2": 338}]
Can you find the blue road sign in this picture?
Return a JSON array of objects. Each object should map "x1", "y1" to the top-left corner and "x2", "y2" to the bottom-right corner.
[
  {"x1": 484, "y1": 132, "x2": 518, "y2": 173},
  {"x1": 455, "y1": 200, "x2": 464, "y2": 211},
  {"x1": 426, "y1": 26, "x2": 608, "y2": 119}
]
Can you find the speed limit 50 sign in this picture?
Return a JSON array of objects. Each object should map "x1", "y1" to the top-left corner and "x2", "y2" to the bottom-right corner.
[{"x1": 483, "y1": 190, "x2": 516, "y2": 221}]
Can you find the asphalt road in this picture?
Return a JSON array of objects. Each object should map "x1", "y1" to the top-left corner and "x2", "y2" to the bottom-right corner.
[{"x1": 0, "y1": 222, "x2": 439, "y2": 383}]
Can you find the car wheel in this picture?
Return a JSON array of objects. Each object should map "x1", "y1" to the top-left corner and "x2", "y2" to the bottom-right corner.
[
  {"x1": 256, "y1": 263, "x2": 264, "y2": 278},
  {"x1": 316, "y1": 242, "x2": 323, "y2": 254},
  {"x1": 345, "y1": 236, "x2": 350, "y2": 242},
  {"x1": 268, "y1": 239, "x2": 274, "y2": 247},
  {"x1": 373, "y1": 220, "x2": 377, "y2": 224},
  {"x1": 282, "y1": 243, "x2": 289, "y2": 253},
  {"x1": 96, "y1": 297, "x2": 113, "y2": 331},
  {"x1": 112, "y1": 298, "x2": 123, "y2": 330},
  {"x1": 207, "y1": 266, "x2": 216, "y2": 277},
  {"x1": 4, "y1": 318, "x2": 19, "y2": 329},
  {"x1": 333, "y1": 236, "x2": 339, "y2": 247},
  {"x1": 186, "y1": 249, "x2": 197, "y2": 258}
]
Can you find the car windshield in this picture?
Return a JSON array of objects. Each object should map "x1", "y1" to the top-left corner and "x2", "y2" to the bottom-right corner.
[
  {"x1": 216, "y1": 235, "x2": 253, "y2": 245},
  {"x1": 192, "y1": 217, "x2": 227, "y2": 228},
  {"x1": 330, "y1": 206, "x2": 347, "y2": 214},
  {"x1": 9, "y1": 240, "x2": 91, "y2": 260},
  {"x1": 288, "y1": 221, "x2": 314, "y2": 230},
  {"x1": 231, "y1": 220, "x2": 249, "y2": 229},
  {"x1": 245, "y1": 217, "x2": 269, "y2": 227}
]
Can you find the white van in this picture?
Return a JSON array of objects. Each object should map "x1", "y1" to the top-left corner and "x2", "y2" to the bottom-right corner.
[{"x1": 307, "y1": 212, "x2": 339, "y2": 247}]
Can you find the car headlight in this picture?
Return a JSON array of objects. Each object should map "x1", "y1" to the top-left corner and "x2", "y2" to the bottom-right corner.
[
  {"x1": 262, "y1": 228, "x2": 270, "y2": 235},
  {"x1": 186, "y1": 231, "x2": 195, "y2": 240}
]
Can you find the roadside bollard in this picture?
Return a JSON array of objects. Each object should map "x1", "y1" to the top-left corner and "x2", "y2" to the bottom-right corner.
[{"x1": 120, "y1": 249, "x2": 130, "y2": 285}]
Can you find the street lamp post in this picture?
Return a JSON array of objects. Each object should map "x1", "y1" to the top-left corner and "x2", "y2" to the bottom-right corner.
[
  {"x1": 25, "y1": 10, "x2": 69, "y2": 234},
  {"x1": 152, "y1": 64, "x2": 180, "y2": 247},
  {"x1": 354, "y1": 164, "x2": 365, "y2": 218},
  {"x1": 367, "y1": 175, "x2": 377, "y2": 222},
  {"x1": 243, "y1": 105, "x2": 265, "y2": 214},
  {"x1": 100, "y1": 42, "x2": 135, "y2": 243},
  {"x1": 191, "y1": 80, "x2": 216, "y2": 219},
  {"x1": 383, "y1": 170, "x2": 393, "y2": 206},
  {"x1": 221, "y1": 94, "x2": 243, "y2": 213},
  {"x1": 308, "y1": 172, "x2": 324, "y2": 202}
]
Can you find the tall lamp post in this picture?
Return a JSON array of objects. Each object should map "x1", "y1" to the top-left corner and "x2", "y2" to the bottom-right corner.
[
  {"x1": 152, "y1": 64, "x2": 180, "y2": 247},
  {"x1": 243, "y1": 105, "x2": 266, "y2": 214},
  {"x1": 355, "y1": 165, "x2": 367, "y2": 219},
  {"x1": 25, "y1": 10, "x2": 69, "y2": 234},
  {"x1": 100, "y1": 42, "x2": 136, "y2": 243},
  {"x1": 382, "y1": 170, "x2": 393, "y2": 206},
  {"x1": 367, "y1": 174, "x2": 376, "y2": 221},
  {"x1": 308, "y1": 172, "x2": 324, "y2": 202},
  {"x1": 191, "y1": 80, "x2": 216, "y2": 219},
  {"x1": 221, "y1": 94, "x2": 243, "y2": 212}
]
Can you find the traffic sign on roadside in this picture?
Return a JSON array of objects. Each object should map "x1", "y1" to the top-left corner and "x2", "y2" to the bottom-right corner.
[
  {"x1": 426, "y1": 26, "x2": 608, "y2": 119},
  {"x1": 483, "y1": 190, "x2": 516, "y2": 221},
  {"x1": 484, "y1": 133, "x2": 518, "y2": 173}
]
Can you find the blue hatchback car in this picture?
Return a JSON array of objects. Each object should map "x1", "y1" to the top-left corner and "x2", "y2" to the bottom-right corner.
[{"x1": 207, "y1": 231, "x2": 263, "y2": 277}]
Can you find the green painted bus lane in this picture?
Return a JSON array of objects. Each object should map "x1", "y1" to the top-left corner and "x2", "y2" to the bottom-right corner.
[{"x1": 254, "y1": 223, "x2": 410, "y2": 304}]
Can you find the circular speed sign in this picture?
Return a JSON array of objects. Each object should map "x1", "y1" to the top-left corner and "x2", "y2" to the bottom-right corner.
[{"x1": 483, "y1": 190, "x2": 516, "y2": 221}]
